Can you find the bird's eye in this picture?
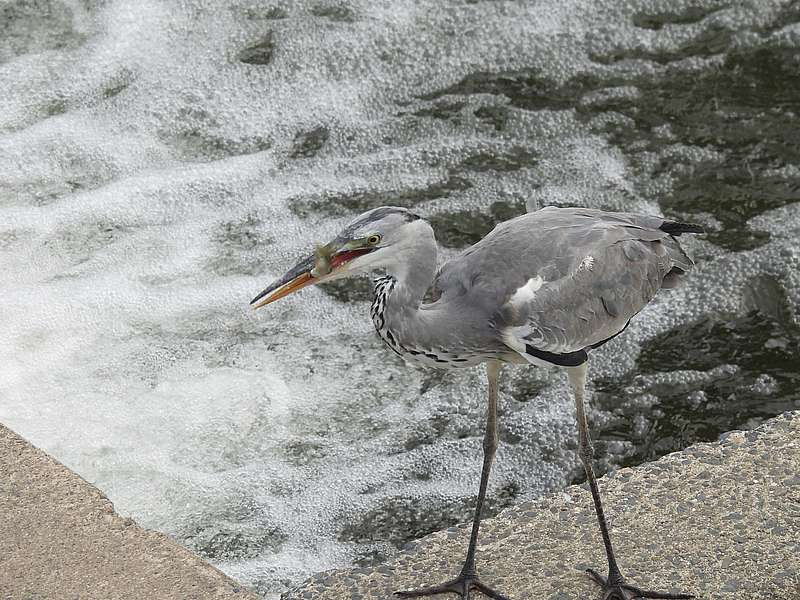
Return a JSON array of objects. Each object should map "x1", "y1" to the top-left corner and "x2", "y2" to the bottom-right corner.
[{"x1": 367, "y1": 234, "x2": 381, "y2": 245}]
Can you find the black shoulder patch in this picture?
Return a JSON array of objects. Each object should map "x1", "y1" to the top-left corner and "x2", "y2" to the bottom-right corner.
[{"x1": 525, "y1": 344, "x2": 587, "y2": 367}]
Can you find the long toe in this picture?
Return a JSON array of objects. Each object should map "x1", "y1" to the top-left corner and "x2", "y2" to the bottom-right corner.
[
  {"x1": 395, "y1": 574, "x2": 511, "y2": 600},
  {"x1": 394, "y1": 578, "x2": 467, "y2": 599},
  {"x1": 473, "y1": 580, "x2": 512, "y2": 600},
  {"x1": 605, "y1": 585, "x2": 694, "y2": 600},
  {"x1": 586, "y1": 568, "x2": 694, "y2": 600}
]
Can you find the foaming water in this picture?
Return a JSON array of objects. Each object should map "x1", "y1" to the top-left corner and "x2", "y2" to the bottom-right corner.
[{"x1": 1, "y1": 0, "x2": 799, "y2": 596}]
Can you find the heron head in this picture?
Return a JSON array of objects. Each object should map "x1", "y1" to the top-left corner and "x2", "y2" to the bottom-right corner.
[{"x1": 251, "y1": 206, "x2": 424, "y2": 308}]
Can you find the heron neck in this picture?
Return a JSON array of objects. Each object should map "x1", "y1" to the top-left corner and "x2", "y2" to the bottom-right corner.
[
  {"x1": 370, "y1": 223, "x2": 440, "y2": 361},
  {"x1": 383, "y1": 223, "x2": 438, "y2": 308}
]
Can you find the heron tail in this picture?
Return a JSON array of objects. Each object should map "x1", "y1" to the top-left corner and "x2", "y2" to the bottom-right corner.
[{"x1": 659, "y1": 220, "x2": 705, "y2": 236}]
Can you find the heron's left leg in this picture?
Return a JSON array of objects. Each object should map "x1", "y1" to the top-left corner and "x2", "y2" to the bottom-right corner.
[
  {"x1": 395, "y1": 361, "x2": 511, "y2": 600},
  {"x1": 568, "y1": 363, "x2": 693, "y2": 600}
]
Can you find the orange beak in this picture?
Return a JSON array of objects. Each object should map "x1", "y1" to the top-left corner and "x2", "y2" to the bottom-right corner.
[
  {"x1": 250, "y1": 247, "x2": 375, "y2": 309},
  {"x1": 251, "y1": 271, "x2": 315, "y2": 309}
]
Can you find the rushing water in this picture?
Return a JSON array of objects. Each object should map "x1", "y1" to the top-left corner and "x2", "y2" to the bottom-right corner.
[{"x1": 1, "y1": 0, "x2": 799, "y2": 597}]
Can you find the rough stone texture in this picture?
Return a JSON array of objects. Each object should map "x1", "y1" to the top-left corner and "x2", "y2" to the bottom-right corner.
[
  {"x1": 0, "y1": 423, "x2": 258, "y2": 600},
  {"x1": 285, "y1": 412, "x2": 800, "y2": 600}
]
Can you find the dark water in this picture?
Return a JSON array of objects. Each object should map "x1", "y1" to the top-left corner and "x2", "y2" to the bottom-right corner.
[{"x1": 593, "y1": 308, "x2": 800, "y2": 471}]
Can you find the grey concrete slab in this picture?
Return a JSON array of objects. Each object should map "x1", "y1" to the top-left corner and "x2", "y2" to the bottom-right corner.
[
  {"x1": 0, "y1": 423, "x2": 258, "y2": 600},
  {"x1": 285, "y1": 412, "x2": 800, "y2": 600}
]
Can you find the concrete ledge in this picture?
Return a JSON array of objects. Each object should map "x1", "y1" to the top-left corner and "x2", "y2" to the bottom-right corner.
[
  {"x1": 0, "y1": 423, "x2": 258, "y2": 600},
  {"x1": 285, "y1": 412, "x2": 800, "y2": 600}
]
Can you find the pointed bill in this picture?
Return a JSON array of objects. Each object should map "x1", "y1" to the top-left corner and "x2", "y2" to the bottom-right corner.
[
  {"x1": 250, "y1": 254, "x2": 316, "y2": 309},
  {"x1": 250, "y1": 246, "x2": 376, "y2": 309}
]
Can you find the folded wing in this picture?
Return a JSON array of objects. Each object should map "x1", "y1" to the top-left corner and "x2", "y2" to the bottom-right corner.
[{"x1": 431, "y1": 206, "x2": 701, "y2": 359}]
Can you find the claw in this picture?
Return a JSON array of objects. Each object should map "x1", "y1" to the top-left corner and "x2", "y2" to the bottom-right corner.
[{"x1": 586, "y1": 568, "x2": 694, "y2": 600}]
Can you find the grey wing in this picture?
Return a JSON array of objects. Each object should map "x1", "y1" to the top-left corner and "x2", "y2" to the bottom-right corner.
[
  {"x1": 496, "y1": 208, "x2": 697, "y2": 355},
  {"x1": 432, "y1": 206, "x2": 699, "y2": 356}
]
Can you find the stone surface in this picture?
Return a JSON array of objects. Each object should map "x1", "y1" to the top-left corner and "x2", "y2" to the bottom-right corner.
[
  {"x1": 285, "y1": 412, "x2": 800, "y2": 600},
  {"x1": 0, "y1": 423, "x2": 258, "y2": 600}
]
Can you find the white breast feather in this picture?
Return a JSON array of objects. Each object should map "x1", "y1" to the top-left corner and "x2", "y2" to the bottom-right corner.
[
  {"x1": 501, "y1": 276, "x2": 545, "y2": 354},
  {"x1": 507, "y1": 275, "x2": 543, "y2": 309}
]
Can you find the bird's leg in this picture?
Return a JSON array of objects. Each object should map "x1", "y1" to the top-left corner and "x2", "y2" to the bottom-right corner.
[
  {"x1": 461, "y1": 360, "x2": 500, "y2": 577},
  {"x1": 395, "y1": 361, "x2": 511, "y2": 600},
  {"x1": 567, "y1": 363, "x2": 693, "y2": 600}
]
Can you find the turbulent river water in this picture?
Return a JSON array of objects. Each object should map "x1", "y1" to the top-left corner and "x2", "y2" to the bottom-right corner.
[{"x1": 1, "y1": 0, "x2": 799, "y2": 597}]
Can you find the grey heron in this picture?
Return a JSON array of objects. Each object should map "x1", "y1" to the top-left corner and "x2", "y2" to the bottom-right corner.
[{"x1": 251, "y1": 205, "x2": 703, "y2": 600}]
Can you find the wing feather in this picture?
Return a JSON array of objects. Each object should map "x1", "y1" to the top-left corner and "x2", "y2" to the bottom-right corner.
[
  {"x1": 431, "y1": 206, "x2": 699, "y2": 357},
  {"x1": 499, "y1": 237, "x2": 668, "y2": 353}
]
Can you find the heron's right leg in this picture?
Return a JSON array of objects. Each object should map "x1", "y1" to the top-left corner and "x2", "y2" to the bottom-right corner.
[
  {"x1": 395, "y1": 361, "x2": 511, "y2": 600},
  {"x1": 568, "y1": 363, "x2": 693, "y2": 600}
]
